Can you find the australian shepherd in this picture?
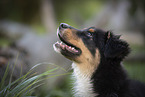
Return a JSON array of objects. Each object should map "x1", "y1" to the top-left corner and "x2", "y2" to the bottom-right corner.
[{"x1": 53, "y1": 23, "x2": 145, "y2": 97}]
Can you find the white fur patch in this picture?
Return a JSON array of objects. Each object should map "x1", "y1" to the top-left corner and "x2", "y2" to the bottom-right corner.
[
  {"x1": 53, "y1": 43, "x2": 61, "y2": 53},
  {"x1": 72, "y1": 63, "x2": 98, "y2": 97}
]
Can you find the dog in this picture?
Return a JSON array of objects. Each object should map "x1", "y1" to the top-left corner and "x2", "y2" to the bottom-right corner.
[{"x1": 53, "y1": 23, "x2": 145, "y2": 97}]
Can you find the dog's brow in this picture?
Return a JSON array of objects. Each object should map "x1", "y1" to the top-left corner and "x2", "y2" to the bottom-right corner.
[{"x1": 88, "y1": 29, "x2": 95, "y2": 33}]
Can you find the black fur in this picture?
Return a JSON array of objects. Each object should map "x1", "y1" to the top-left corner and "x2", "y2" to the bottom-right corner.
[
  {"x1": 90, "y1": 29, "x2": 145, "y2": 97},
  {"x1": 56, "y1": 23, "x2": 145, "y2": 97}
]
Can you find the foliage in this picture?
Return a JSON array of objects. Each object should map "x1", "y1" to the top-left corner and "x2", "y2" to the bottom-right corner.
[{"x1": 0, "y1": 62, "x2": 70, "y2": 97}]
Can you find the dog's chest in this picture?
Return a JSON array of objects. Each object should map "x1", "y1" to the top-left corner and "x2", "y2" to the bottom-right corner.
[{"x1": 72, "y1": 63, "x2": 97, "y2": 97}]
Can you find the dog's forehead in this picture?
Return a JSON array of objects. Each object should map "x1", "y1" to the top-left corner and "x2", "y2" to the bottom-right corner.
[{"x1": 82, "y1": 27, "x2": 96, "y2": 32}]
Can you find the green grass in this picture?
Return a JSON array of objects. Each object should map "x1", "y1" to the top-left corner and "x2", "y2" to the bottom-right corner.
[{"x1": 0, "y1": 62, "x2": 70, "y2": 97}]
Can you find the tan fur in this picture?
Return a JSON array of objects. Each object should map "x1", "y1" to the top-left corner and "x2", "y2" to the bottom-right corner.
[
  {"x1": 61, "y1": 28, "x2": 100, "y2": 76},
  {"x1": 55, "y1": 26, "x2": 101, "y2": 97},
  {"x1": 89, "y1": 29, "x2": 95, "y2": 33},
  {"x1": 74, "y1": 49, "x2": 100, "y2": 77}
]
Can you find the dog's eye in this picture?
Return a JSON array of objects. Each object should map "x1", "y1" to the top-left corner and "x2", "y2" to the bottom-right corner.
[{"x1": 86, "y1": 32, "x2": 92, "y2": 37}]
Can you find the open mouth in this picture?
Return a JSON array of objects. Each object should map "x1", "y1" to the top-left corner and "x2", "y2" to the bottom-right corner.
[{"x1": 54, "y1": 32, "x2": 81, "y2": 56}]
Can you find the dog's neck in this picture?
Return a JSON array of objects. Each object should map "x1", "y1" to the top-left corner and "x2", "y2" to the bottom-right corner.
[
  {"x1": 72, "y1": 62, "x2": 98, "y2": 97},
  {"x1": 72, "y1": 59, "x2": 128, "y2": 97},
  {"x1": 91, "y1": 59, "x2": 128, "y2": 96}
]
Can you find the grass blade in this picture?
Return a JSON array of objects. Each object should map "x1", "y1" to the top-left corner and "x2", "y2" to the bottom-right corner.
[
  {"x1": 6, "y1": 67, "x2": 59, "y2": 96},
  {"x1": 0, "y1": 62, "x2": 10, "y2": 90},
  {"x1": 0, "y1": 60, "x2": 70, "y2": 97}
]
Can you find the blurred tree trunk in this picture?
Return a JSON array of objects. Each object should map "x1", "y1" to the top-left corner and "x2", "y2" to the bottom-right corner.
[
  {"x1": 129, "y1": 0, "x2": 145, "y2": 39},
  {"x1": 41, "y1": 0, "x2": 56, "y2": 33}
]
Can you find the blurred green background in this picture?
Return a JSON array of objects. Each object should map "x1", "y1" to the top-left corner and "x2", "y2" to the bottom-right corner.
[{"x1": 0, "y1": 0, "x2": 145, "y2": 97}]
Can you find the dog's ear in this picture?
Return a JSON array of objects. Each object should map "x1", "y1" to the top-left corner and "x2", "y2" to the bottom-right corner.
[{"x1": 104, "y1": 31, "x2": 130, "y2": 59}]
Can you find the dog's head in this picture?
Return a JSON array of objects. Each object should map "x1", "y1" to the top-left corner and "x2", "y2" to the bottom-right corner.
[{"x1": 53, "y1": 23, "x2": 130, "y2": 65}]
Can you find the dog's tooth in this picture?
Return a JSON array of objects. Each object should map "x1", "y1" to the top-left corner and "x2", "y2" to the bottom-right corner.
[{"x1": 72, "y1": 47, "x2": 74, "y2": 50}]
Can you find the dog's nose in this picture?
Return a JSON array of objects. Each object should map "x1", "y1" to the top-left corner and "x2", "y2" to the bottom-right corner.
[{"x1": 59, "y1": 23, "x2": 69, "y2": 29}]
